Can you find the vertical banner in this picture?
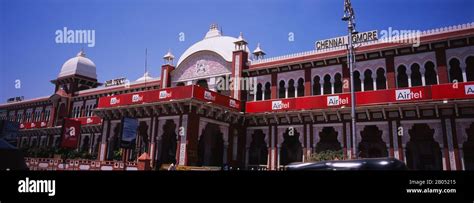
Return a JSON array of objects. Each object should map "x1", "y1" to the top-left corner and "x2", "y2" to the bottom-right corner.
[
  {"x1": 60, "y1": 118, "x2": 81, "y2": 148},
  {"x1": 121, "y1": 117, "x2": 138, "y2": 149}
]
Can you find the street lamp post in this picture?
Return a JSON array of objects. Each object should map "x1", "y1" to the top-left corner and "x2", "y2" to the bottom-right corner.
[{"x1": 342, "y1": 0, "x2": 358, "y2": 159}]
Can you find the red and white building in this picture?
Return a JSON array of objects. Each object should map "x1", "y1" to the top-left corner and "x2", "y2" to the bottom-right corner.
[{"x1": 2, "y1": 23, "x2": 474, "y2": 170}]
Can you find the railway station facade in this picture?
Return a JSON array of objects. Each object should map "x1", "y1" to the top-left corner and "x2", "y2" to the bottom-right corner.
[{"x1": 2, "y1": 23, "x2": 474, "y2": 170}]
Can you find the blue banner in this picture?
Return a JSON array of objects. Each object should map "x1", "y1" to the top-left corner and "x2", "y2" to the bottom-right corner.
[{"x1": 120, "y1": 117, "x2": 138, "y2": 149}]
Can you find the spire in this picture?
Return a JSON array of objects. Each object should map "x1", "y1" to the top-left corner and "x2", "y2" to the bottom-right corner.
[
  {"x1": 253, "y1": 43, "x2": 266, "y2": 60},
  {"x1": 77, "y1": 49, "x2": 86, "y2": 57}
]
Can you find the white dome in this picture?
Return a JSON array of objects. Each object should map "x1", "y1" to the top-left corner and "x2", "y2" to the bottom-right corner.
[
  {"x1": 135, "y1": 71, "x2": 155, "y2": 82},
  {"x1": 58, "y1": 50, "x2": 97, "y2": 79},
  {"x1": 176, "y1": 25, "x2": 250, "y2": 67}
]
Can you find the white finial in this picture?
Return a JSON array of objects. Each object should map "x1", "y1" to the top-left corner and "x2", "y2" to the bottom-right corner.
[{"x1": 77, "y1": 49, "x2": 86, "y2": 57}]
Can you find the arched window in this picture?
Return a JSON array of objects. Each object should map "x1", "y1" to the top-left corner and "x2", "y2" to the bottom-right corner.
[
  {"x1": 297, "y1": 78, "x2": 305, "y2": 97},
  {"x1": 410, "y1": 63, "x2": 422, "y2": 87},
  {"x1": 312, "y1": 76, "x2": 321, "y2": 95},
  {"x1": 288, "y1": 79, "x2": 295, "y2": 98},
  {"x1": 323, "y1": 75, "x2": 332, "y2": 94},
  {"x1": 449, "y1": 58, "x2": 463, "y2": 83},
  {"x1": 397, "y1": 65, "x2": 409, "y2": 88},
  {"x1": 364, "y1": 69, "x2": 374, "y2": 91},
  {"x1": 256, "y1": 83, "x2": 262, "y2": 101},
  {"x1": 264, "y1": 82, "x2": 271, "y2": 100},
  {"x1": 334, "y1": 73, "x2": 343, "y2": 93},
  {"x1": 466, "y1": 56, "x2": 474, "y2": 81},
  {"x1": 376, "y1": 68, "x2": 386, "y2": 90},
  {"x1": 279, "y1": 81, "x2": 286, "y2": 98},
  {"x1": 424, "y1": 61, "x2": 438, "y2": 85},
  {"x1": 354, "y1": 71, "x2": 362, "y2": 92}
]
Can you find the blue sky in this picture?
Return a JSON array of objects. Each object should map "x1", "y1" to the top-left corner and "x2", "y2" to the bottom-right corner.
[{"x1": 1, "y1": 0, "x2": 473, "y2": 102}]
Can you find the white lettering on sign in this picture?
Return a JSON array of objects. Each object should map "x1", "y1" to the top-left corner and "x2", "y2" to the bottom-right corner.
[
  {"x1": 327, "y1": 96, "x2": 349, "y2": 106},
  {"x1": 229, "y1": 99, "x2": 238, "y2": 108},
  {"x1": 159, "y1": 90, "x2": 172, "y2": 99},
  {"x1": 395, "y1": 89, "x2": 423, "y2": 101},
  {"x1": 86, "y1": 118, "x2": 93, "y2": 124},
  {"x1": 204, "y1": 91, "x2": 216, "y2": 101},
  {"x1": 272, "y1": 101, "x2": 290, "y2": 110},
  {"x1": 179, "y1": 143, "x2": 187, "y2": 165},
  {"x1": 316, "y1": 30, "x2": 378, "y2": 50},
  {"x1": 464, "y1": 85, "x2": 474, "y2": 95},
  {"x1": 40, "y1": 122, "x2": 46, "y2": 127},
  {"x1": 31, "y1": 123, "x2": 36, "y2": 128},
  {"x1": 110, "y1": 97, "x2": 120, "y2": 105},
  {"x1": 132, "y1": 94, "x2": 143, "y2": 102}
]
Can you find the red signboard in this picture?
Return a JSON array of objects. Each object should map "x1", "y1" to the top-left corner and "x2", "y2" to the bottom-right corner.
[
  {"x1": 192, "y1": 86, "x2": 241, "y2": 110},
  {"x1": 60, "y1": 118, "x2": 81, "y2": 149},
  {"x1": 431, "y1": 81, "x2": 474, "y2": 100},
  {"x1": 97, "y1": 85, "x2": 241, "y2": 110},
  {"x1": 19, "y1": 121, "x2": 48, "y2": 129},
  {"x1": 246, "y1": 82, "x2": 474, "y2": 113},
  {"x1": 72, "y1": 116, "x2": 102, "y2": 125}
]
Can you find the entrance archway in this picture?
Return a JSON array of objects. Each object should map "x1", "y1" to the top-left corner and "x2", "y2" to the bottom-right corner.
[
  {"x1": 463, "y1": 123, "x2": 474, "y2": 170},
  {"x1": 315, "y1": 127, "x2": 342, "y2": 153},
  {"x1": 358, "y1": 125, "x2": 388, "y2": 158},
  {"x1": 198, "y1": 123, "x2": 224, "y2": 166},
  {"x1": 159, "y1": 120, "x2": 177, "y2": 165},
  {"x1": 406, "y1": 124, "x2": 443, "y2": 170},
  {"x1": 280, "y1": 128, "x2": 302, "y2": 165},
  {"x1": 137, "y1": 121, "x2": 149, "y2": 156},
  {"x1": 248, "y1": 130, "x2": 268, "y2": 166}
]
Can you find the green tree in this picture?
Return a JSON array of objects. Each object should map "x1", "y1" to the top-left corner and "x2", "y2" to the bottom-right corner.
[{"x1": 307, "y1": 150, "x2": 343, "y2": 162}]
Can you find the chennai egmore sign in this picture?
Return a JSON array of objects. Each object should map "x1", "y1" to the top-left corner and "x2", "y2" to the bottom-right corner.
[{"x1": 315, "y1": 30, "x2": 378, "y2": 50}]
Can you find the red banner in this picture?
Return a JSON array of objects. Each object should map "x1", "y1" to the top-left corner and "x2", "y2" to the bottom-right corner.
[
  {"x1": 60, "y1": 119, "x2": 81, "y2": 149},
  {"x1": 246, "y1": 82, "x2": 474, "y2": 113},
  {"x1": 19, "y1": 121, "x2": 47, "y2": 129},
  {"x1": 97, "y1": 85, "x2": 241, "y2": 110},
  {"x1": 192, "y1": 86, "x2": 241, "y2": 110},
  {"x1": 72, "y1": 116, "x2": 102, "y2": 125}
]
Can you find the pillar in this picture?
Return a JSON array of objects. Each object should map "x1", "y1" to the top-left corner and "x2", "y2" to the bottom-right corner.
[
  {"x1": 271, "y1": 73, "x2": 277, "y2": 99},
  {"x1": 304, "y1": 68, "x2": 312, "y2": 96},
  {"x1": 385, "y1": 56, "x2": 396, "y2": 89},
  {"x1": 435, "y1": 48, "x2": 449, "y2": 84},
  {"x1": 160, "y1": 64, "x2": 175, "y2": 88}
]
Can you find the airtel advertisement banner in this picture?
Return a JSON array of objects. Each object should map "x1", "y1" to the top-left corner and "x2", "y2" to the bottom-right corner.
[
  {"x1": 19, "y1": 121, "x2": 48, "y2": 129},
  {"x1": 60, "y1": 118, "x2": 81, "y2": 149},
  {"x1": 246, "y1": 82, "x2": 474, "y2": 113},
  {"x1": 97, "y1": 85, "x2": 241, "y2": 110},
  {"x1": 72, "y1": 116, "x2": 102, "y2": 125}
]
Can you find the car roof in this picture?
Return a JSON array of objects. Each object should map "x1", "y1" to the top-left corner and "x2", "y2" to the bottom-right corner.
[{"x1": 286, "y1": 158, "x2": 407, "y2": 170}]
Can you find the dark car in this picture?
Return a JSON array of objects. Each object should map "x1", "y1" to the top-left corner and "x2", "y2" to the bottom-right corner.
[
  {"x1": 285, "y1": 158, "x2": 407, "y2": 171},
  {"x1": 0, "y1": 138, "x2": 29, "y2": 170}
]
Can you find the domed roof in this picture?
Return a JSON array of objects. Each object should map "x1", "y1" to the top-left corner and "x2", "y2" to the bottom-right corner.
[
  {"x1": 135, "y1": 71, "x2": 155, "y2": 82},
  {"x1": 176, "y1": 24, "x2": 250, "y2": 67},
  {"x1": 58, "y1": 50, "x2": 97, "y2": 79}
]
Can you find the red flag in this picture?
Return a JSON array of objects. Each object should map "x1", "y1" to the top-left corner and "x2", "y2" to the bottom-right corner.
[{"x1": 60, "y1": 118, "x2": 81, "y2": 148}]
